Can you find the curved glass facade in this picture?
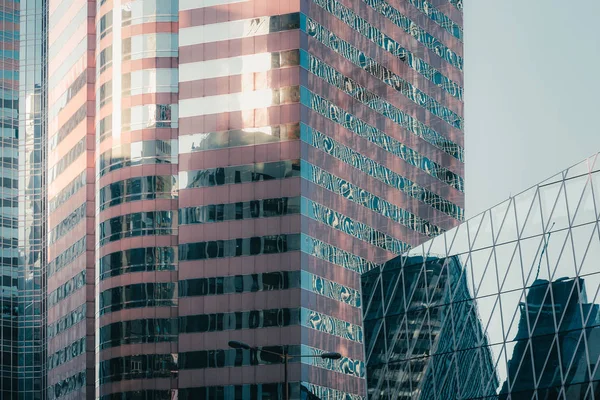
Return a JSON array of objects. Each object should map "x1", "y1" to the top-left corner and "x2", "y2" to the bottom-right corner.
[{"x1": 363, "y1": 155, "x2": 600, "y2": 399}]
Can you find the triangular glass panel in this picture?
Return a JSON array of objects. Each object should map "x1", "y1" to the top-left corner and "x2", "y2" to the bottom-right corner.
[
  {"x1": 467, "y1": 211, "x2": 486, "y2": 250},
  {"x1": 488, "y1": 342, "x2": 509, "y2": 396},
  {"x1": 496, "y1": 198, "x2": 519, "y2": 245},
  {"x1": 477, "y1": 294, "x2": 504, "y2": 346},
  {"x1": 560, "y1": 328, "x2": 587, "y2": 385},
  {"x1": 546, "y1": 181, "x2": 571, "y2": 233},
  {"x1": 520, "y1": 189, "x2": 546, "y2": 240},
  {"x1": 385, "y1": 312, "x2": 408, "y2": 363},
  {"x1": 565, "y1": 157, "x2": 594, "y2": 180},
  {"x1": 447, "y1": 221, "x2": 469, "y2": 256},
  {"x1": 549, "y1": 230, "x2": 577, "y2": 283},
  {"x1": 572, "y1": 221, "x2": 598, "y2": 277},
  {"x1": 425, "y1": 233, "x2": 447, "y2": 259},
  {"x1": 518, "y1": 235, "x2": 546, "y2": 289},
  {"x1": 567, "y1": 175, "x2": 595, "y2": 226},
  {"x1": 504, "y1": 339, "x2": 535, "y2": 394},
  {"x1": 538, "y1": 179, "x2": 565, "y2": 232},
  {"x1": 490, "y1": 198, "x2": 511, "y2": 239},
  {"x1": 501, "y1": 289, "x2": 527, "y2": 343},
  {"x1": 469, "y1": 247, "x2": 497, "y2": 298},
  {"x1": 364, "y1": 316, "x2": 385, "y2": 363},
  {"x1": 496, "y1": 241, "x2": 524, "y2": 293},
  {"x1": 472, "y1": 210, "x2": 495, "y2": 251},
  {"x1": 590, "y1": 170, "x2": 600, "y2": 219},
  {"x1": 514, "y1": 186, "x2": 541, "y2": 239},
  {"x1": 578, "y1": 273, "x2": 600, "y2": 327}
]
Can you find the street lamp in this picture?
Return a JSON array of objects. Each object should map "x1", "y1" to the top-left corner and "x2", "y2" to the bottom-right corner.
[{"x1": 228, "y1": 340, "x2": 342, "y2": 400}]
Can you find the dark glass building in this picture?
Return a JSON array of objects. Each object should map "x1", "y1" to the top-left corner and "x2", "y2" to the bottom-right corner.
[{"x1": 362, "y1": 154, "x2": 600, "y2": 399}]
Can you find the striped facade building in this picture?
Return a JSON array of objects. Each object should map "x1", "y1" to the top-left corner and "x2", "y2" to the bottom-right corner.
[{"x1": 44, "y1": 0, "x2": 463, "y2": 398}]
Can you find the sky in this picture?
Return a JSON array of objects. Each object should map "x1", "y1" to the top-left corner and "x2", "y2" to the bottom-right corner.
[{"x1": 464, "y1": 0, "x2": 600, "y2": 217}]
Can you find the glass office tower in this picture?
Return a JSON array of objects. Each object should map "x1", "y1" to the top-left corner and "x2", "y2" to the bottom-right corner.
[
  {"x1": 42, "y1": 0, "x2": 462, "y2": 398},
  {"x1": 363, "y1": 154, "x2": 600, "y2": 399},
  {"x1": 0, "y1": 0, "x2": 47, "y2": 398}
]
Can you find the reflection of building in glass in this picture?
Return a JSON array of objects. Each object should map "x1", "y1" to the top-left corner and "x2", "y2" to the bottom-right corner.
[
  {"x1": 362, "y1": 255, "x2": 497, "y2": 399},
  {"x1": 362, "y1": 154, "x2": 600, "y2": 399},
  {"x1": 499, "y1": 277, "x2": 600, "y2": 399}
]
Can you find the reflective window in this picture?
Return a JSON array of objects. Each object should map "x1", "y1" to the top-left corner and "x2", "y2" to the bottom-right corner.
[
  {"x1": 98, "y1": 282, "x2": 176, "y2": 316},
  {"x1": 48, "y1": 203, "x2": 86, "y2": 245},
  {"x1": 97, "y1": 80, "x2": 113, "y2": 108},
  {"x1": 180, "y1": 160, "x2": 300, "y2": 189},
  {"x1": 48, "y1": 70, "x2": 87, "y2": 125},
  {"x1": 99, "y1": 318, "x2": 178, "y2": 350},
  {"x1": 180, "y1": 308, "x2": 299, "y2": 333},
  {"x1": 98, "y1": 139, "x2": 178, "y2": 177},
  {"x1": 179, "y1": 123, "x2": 299, "y2": 153},
  {"x1": 48, "y1": 337, "x2": 86, "y2": 370},
  {"x1": 99, "y1": 354, "x2": 177, "y2": 384},
  {"x1": 179, "y1": 346, "x2": 297, "y2": 370},
  {"x1": 100, "y1": 391, "x2": 175, "y2": 400},
  {"x1": 179, "y1": 384, "x2": 358, "y2": 400},
  {"x1": 97, "y1": 45, "x2": 112, "y2": 75},
  {"x1": 362, "y1": 0, "x2": 463, "y2": 70},
  {"x1": 98, "y1": 10, "x2": 113, "y2": 39},
  {"x1": 48, "y1": 271, "x2": 86, "y2": 308},
  {"x1": 122, "y1": 33, "x2": 178, "y2": 61},
  {"x1": 302, "y1": 161, "x2": 442, "y2": 238},
  {"x1": 47, "y1": 371, "x2": 86, "y2": 400},
  {"x1": 47, "y1": 304, "x2": 86, "y2": 339},
  {"x1": 303, "y1": 15, "x2": 462, "y2": 100},
  {"x1": 49, "y1": 171, "x2": 86, "y2": 213},
  {"x1": 97, "y1": 115, "x2": 112, "y2": 142},
  {"x1": 179, "y1": 234, "x2": 300, "y2": 261},
  {"x1": 48, "y1": 236, "x2": 86, "y2": 278},
  {"x1": 121, "y1": 0, "x2": 178, "y2": 26},
  {"x1": 179, "y1": 271, "x2": 300, "y2": 297},
  {"x1": 121, "y1": 103, "x2": 178, "y2": 131},
  {"x1": 303, "y1": 127, "x2": 464, "y2": 220},
  {"x1": 98, "y1": 211, "x2": 175, "y2": 246},
  {"x1": 408, "y1": 0, "x2": 462, "y2": 41},
  {"x1": 179, "y1": 197, "x2": 300, "y2": 225},
  {"x1": 449, "y1": 0, "x2": 462, "y2": 11},
  {"x1": 300, "y1": 271, "x2": 361, "y2": 308},
  {"x1": 98, "y1": 175, "x2": 178, "y2": 212},
  {"x1": 303, "y1": 197, "x2": 410, "y2": 255},
  {"x1": 99, "y1": 246, "x2": 176, "y2": 281},
  {"x1": 302, "y1": 234, "x2": 377, "y2": 274},
  {"x1": 48, "y1": 137, "x2": 86, "y2": 183},
  {"x1": 301, "y1": 308, "x2": 363, "y2": 343},
  {"x1": 302, "y1": 48, "x2": 463, "y2": 132},
  {"x1": 121, "y1": 69, "x2": 178, "y2": 96}
]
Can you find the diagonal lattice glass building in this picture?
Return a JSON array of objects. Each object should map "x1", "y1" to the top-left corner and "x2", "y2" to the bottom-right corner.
[{"x1": 362, "y1": 153, "x2": 600, "y2": 399}]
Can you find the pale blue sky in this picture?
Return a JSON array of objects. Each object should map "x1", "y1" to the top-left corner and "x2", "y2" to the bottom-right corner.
[{"x1": 464, "y1": 0, "x2": 600, "y2": 217}]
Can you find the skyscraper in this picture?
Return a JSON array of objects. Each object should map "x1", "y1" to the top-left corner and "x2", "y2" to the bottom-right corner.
[
  {"x1": 362, "y1": 153, "x2": 600, "y2": 399},
  {"x1": 45, "y1": 0, "x2": 463, "y2": 399}
]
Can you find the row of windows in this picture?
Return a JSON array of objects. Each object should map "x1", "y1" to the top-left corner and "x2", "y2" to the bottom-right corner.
[
  {"x1": 362, "y1": 0, "x2": 463, "y2": 70},
  {"x1": 97, "y1": 45, "x2": 112, "y2": 75},
  {"x1": 180, "y1": 308, "x2": 298, "y2": 334},
  {"x1": 98, "y1": 282, "x2": 176, "y2": 316},
  {"x1": 303, "y1": 48, "x2": 462, "y2": 134},
  {"x1": 179, "y1": 197, "x2": 300, "y2": 225},
  {"x1": 47, "y1": 370, "x2": 85, "y2": 400},
  {"x1": 303, "y1": 80, "x2": 463, "y2": 171},
  {"x1": 98, "y1": 10, "x2": 113, "y2": 39},
  {"x1": 48, "y1": 337, "x2": 85, "y2": 370},
  {"x1": 49, "y1": 171, "x2": 86, "y2": 213},
  {"x1": 301, "y1": 270, "x2": 361, "y2": 308},
  {"x1": 304, "y1": 197, "x2": 410, "y2": 255},
  {"x1": 303, "y1": 308, "x2": 363, "y2": 343},
  {"x1": 97, "y1": 103, "x2": 178, "y2": 142},
  {"x1": 121, "y1": 69, "x2": 179, "y2": 97},
  {"x1": 179, "y1": 271, "x2": 299, "y2": 297},
  {"x1": 99, "y1": 318, "x2": 178, "y2": 350},
  {"x1": 47, "y1": 304, "x2": 86, "y2": 339},
  {"x1": 179, "y1": 160, "x2": 300, "y2": 189},
  {"x1": 179, "y1": 234, "x2": 300, "y2": 261},
  {"x1": 48, "y1": 137, "x2": 86, "y2": 183},
  {"x1": 122, "y1": 0, "x2": 178, "y2": 26},
  {"x1": 302, "y1": 161, "x2": 443, "y2": 238},
  {"x1": 48, "y1": 270, "x2": 86, "y2": 308},
  {"x1": 100, "y1": 391, "x2": 175, "y2": 400},
  {"x1": 99, "y1": 247, "x2": 176, "y2": 281},
  {"x1": 51, "y1": 104, "x2": 86, "y2": 152},
  {"x1": 303, "y1": 15, "x2": 462, "y2": 100},
  {"x1": 98, "y1": 353, "x2": 177, "y2": 384},
  {"x1": 98, "y1": 211, "x2": 175, "y2": 246},
  {"x1": 408, "y1": 0, "x2": 462, "y2": 41},
  {"x1": 179, "y1": 123, "x2": 300, "y2": 153},
  {"x1": 98, "y1": 140, "x2": 177, "y2": 178},
  {"x1": 47, "y1": 236, "x2": 86, "y2": 278},
  {"x1": 303, "y1": 234, "x2": 376, "y2": 274},
  {"x1": 48, "y1": 203, "x2": 86, "y2": 245},
  {"x1": 178, "y1": 346, "x2": 296, "y2": 371},
  {"x1": 177, "y1": 384, "x2": 361, "y2": 400},
  {"x1": 304, "y1": 126, "x2": 464, "y2": 220},
  {"x1": 97, "y1": 80, "x2": 112, "y2": 108},
  {"x1": 98, "y1": 175, "x2": 177, "y2": 212}
]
